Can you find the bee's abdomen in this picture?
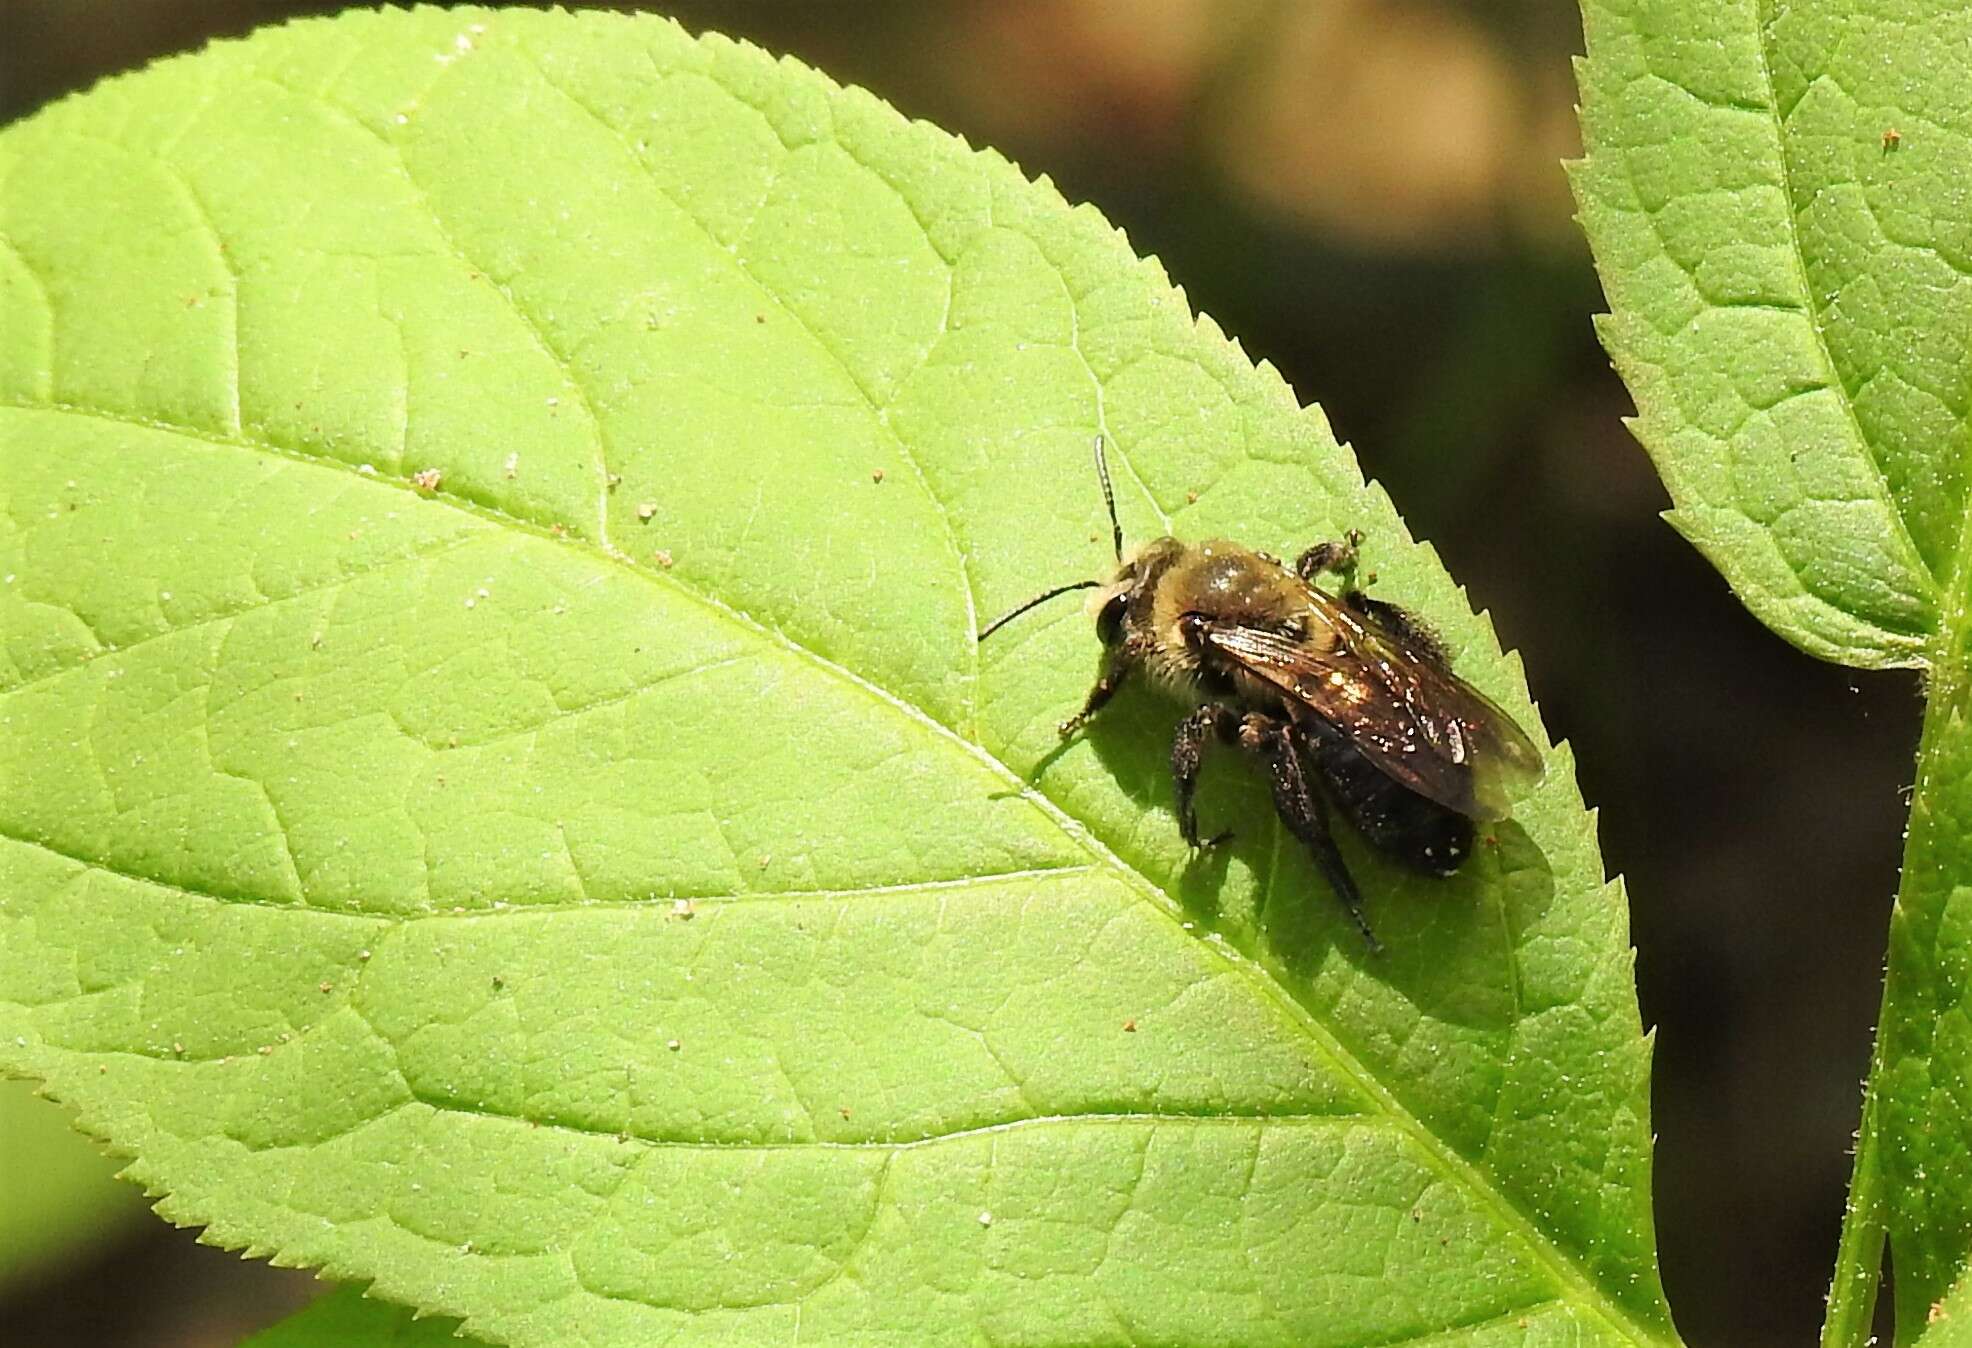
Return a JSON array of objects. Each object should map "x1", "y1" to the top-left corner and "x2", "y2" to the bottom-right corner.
[{"x1": 1309, "y1": 738, "x2": 1472, "y2": 875}]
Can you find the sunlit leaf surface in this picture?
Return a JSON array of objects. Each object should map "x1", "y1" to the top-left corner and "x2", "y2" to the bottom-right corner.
[{"x1": 2, "y1": 10, "x2": 1668, "y2": 1344}]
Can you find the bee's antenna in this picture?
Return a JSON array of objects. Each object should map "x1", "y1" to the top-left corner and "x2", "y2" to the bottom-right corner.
[
  {"x1": 1094, "y1": 435, "x2": 1122, "y2": 563},
  {"x1": 978, "y1": 580, "x2": 1101, "y2": 642}
]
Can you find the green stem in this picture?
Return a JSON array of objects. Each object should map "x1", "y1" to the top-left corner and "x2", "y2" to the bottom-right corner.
[
  {"x1": 1823, "y1": 520, "x2": 1972, "y2": 1343},
  {"x1": 1822, "y1": 1000, "x2": 1889, "y2": 1348}
]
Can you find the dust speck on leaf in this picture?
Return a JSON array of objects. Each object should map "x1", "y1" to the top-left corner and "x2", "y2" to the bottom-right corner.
[
  {"x1": 411, "y1": 468, "x2": 442, "y2": 493},
  {"x1": 667, "y1": 1039, "x2": 681, "y2": 1052},
  {"x1": 653, "y1": 549, "x2": 674, "y2": 568},
  {"x1": 636, "y1": 502, "x2": 657, "y2": 521},
  {"x1": 671, "y1": 898, "x2": 695, "y2": 920},
  {"x1": 871, "y1": 468, "x2": 885, "y2": 483}
]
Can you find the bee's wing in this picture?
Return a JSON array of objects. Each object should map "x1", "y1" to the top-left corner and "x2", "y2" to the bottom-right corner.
[{"x1": 1201, "y1": 596, "x2": 1544, "y2": 821}]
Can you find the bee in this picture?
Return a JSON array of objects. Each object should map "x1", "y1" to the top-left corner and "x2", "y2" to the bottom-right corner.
[{"x1": 980, "y1": 439, "x2": 1544, "y2": 951}]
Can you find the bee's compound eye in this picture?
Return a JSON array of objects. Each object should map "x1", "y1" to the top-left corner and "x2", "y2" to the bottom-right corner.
[{"x1": 1096, "y1": 593, "x2": 1128, "y2": 646}]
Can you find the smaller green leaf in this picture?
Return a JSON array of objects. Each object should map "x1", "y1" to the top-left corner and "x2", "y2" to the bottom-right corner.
[
  {"x1": 1571, "y1": 0, "x2": 1943, "y2": 669},
  {"x1": 1573, "y1": 0, "x2": 1972, "y2": 1337}
]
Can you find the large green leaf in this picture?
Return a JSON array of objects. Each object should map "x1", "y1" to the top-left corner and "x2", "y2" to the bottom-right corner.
[
  {"x1": 2, "y1": 9, "x2": 1668, "y2": 1345},
  {"x1": 1573, "y1": 0, "x2": 1972, "y2": 1338}
]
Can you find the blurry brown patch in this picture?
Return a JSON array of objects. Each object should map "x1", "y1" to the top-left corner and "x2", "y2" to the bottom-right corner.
[{"x1": 1209, "y1": 1, "x2": 1522, "y2": 252}]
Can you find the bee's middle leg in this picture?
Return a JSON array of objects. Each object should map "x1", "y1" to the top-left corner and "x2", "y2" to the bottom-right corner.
[
  {"x1": 1239, "y1": 714, "x2": 1383, "y2": 953},
  {"x1": 1172, "y1": 704, "x2": 1241, "y2": 847}
]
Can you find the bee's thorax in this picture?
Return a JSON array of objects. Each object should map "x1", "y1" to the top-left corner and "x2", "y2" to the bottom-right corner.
[{"x1": 1117, "y1": 539, "x2": 1311, "y2": 710}]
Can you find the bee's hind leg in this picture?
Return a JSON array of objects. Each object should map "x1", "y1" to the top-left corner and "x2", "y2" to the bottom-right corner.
[
  {"x1": 1172, "y1": 704, "x2": 1241, "y2": 848},
  {"x1": 1239, "y1": 714, "x2": 1383, "y2": 953},
  {"x1": 1298, "y1": 533, "x2": 1448, "y2": 661},
  {"x1": 1344, "y1": 591, "x2": 1449, "y2": 663}
]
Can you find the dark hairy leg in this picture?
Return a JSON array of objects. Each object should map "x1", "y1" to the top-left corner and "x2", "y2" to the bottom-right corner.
[
  {"x1": 1295, "y1": 528, "x2": 1365, "y2": 587},
  {"x1": 1343, "y1": 591, "x2": 1449, "y2": 663},
  {"x1": 1171, "y1": 704, "x2": 1240, "y2": 847},
  {"x1": 1239, "y1": 714, "x2": 1383, "y2": 953},
  {"x1": 1299, "y1": 531, "x2": 1446, "y2": 660},
  {"x1": 1058, "y1": 650, "x2": 1129, "y2": 738}
]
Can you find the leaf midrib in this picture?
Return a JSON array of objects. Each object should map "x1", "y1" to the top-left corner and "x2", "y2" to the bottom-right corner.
[{"x1": 3, "y1": 393, "x2": 1673, "y2": 1344}]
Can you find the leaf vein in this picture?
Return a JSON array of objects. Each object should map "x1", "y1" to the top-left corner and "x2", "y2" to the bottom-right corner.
[
  {"x1": 525, "y1": 55, "x2": 986, "y2": 734},
  {"x1": 0, "y1": 528, "x2": 479, "y2": 698},
  {"x1": 0, "y1": 831, "x2": 1101, "y2": 918},
  {"x1": 271, "y1": 67, "x2": 618, "y2": 549}
]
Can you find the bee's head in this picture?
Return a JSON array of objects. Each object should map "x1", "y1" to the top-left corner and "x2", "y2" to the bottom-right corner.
[
  {"x1": 1085, "y1": 537, "x2": 1181, "y2": 646},
  {"x1": 1090, "y1": 582, "x2": 1130, "y2": 646}
]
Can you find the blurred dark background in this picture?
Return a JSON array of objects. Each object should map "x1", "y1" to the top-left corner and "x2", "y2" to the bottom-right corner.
[{"x1": 0, "y1": 3, "x2": 1915, "y2": 1344}]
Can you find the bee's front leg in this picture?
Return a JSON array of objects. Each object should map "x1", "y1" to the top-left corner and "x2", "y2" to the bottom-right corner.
[
  {"x1": 1240, "y1": 714, "x2": 1383, "y2": 953},
  {"x1": 1058, "y1": 649, "x2": 1130, "y2": 739},
  {"x1": 1171, "y1": 704, "x2": 1241, "y2": 847}
]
